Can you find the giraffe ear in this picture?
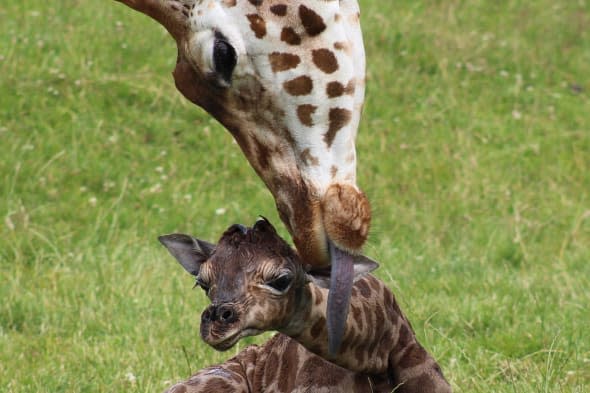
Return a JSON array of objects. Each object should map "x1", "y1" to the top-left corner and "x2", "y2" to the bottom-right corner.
[
  {"x1": 158, "y1": 234, "x2": 215, "y2": 276},
  {"x1": 351, "y1": 254, "x2": 380, "y2": 277},
  {"x1": 307, "y1": 254, "x2": 379, "y2": 289}
]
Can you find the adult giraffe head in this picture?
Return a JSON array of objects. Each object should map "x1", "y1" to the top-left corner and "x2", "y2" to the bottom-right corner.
[{"x1": 114, "y1": 0, "x2": 371, "y2": 353}]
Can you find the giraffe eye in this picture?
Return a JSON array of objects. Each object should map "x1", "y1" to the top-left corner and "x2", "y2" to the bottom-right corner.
[
  {"x1": 213, "y1": 33, "x2": 237, "y2": 84},
  {"x1": 266, "y1": 273, "x2": 293, "y2": 293},
  {"x1": 195, "y1": 276, "x2": 210, "y2": 294}
]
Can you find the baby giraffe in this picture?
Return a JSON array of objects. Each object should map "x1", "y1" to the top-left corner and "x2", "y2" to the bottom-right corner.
[{"x1": 159, "y1": 218, "x2": 451, "y2": 392}]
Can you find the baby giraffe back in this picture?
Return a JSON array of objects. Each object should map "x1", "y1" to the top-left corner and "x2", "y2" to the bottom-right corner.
[{"x1": 165, "y1": 334, "x2": 391, "y2": 393}]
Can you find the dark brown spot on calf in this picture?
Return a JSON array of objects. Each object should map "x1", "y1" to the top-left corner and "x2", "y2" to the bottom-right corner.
[
  {"x1": 300, "y1": 356, "x2": 348, "y2": 387},
  {"x1": 248, "y1": 0, "x2": 263, "y2": 6},
  {"x1": 283, "y1": 75, "x2": 313, "y2": 96},
  {"x1": 281, "y1": 27, "x2": 302, "y2": 45},
  {"x1": 297, "y1": 104, "x2": 317, "y2": 127},
  {"x1": 397, "y1": 323, "x2": 413, "y2": 348},
  {"x1": 312, "y1": 48, "x2": 339, "y2": 74},
  {"x1": 278, "y1": 340, "x2": 299, "y2": 391},
  {"x1": 270, "y1": 4, "x2": 287, "y2": 16},
  {"x1": 356, "y1": 278, "x2": 371, "y2": 298},
  {"x1": 247, "y1": 14, "x2": 267, "y2": 38},
  {"x1": 222, "y1": 0, "x2": 237, "y2": 6},
  {"x1": 299, "y1": 5, "x2": 326, "y2": 36},
  {"x1": 351, "y1": 303, "x2": 363, "y2": 330},
  {"x1": 264, "y1": 351, "x2": 279, "y2": 386},
  {"x1": 310, "y1": 317, "x2": 326, "y2": 338},
  {"x1": 269, "y1": 52, "x2": 301, "y2": 72},
  {"x1": 324, "y1": 108, "x2": 352, "y2": 147}
]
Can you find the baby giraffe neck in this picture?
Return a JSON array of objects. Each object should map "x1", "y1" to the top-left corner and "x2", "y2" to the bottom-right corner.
[{"x1": 280, "y1": 275, "x2": 452, "y2": 392}]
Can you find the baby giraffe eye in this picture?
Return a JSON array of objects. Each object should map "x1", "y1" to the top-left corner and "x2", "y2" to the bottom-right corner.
[
  {"x1": 266, "y1": 273, "x2": 293, "y2": 293},
  {"x1": 194, "y1": 276, "x2": 210, "y2": 294},
  {"x1": 212, "y1": 32, "x2": 237, "y2": 84}
]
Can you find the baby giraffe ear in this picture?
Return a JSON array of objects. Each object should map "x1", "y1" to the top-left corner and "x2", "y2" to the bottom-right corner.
[
  {"x1": 158, "y1": 234, "x2": 215, "y2": 276},
  {"x1": 307, "y1": 254, "x2": 380, "y2": 289}
]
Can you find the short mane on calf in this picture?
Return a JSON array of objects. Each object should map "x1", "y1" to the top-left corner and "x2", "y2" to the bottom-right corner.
[{"x1": 159, "y1": 218, "x2": 452, "y2": 392}]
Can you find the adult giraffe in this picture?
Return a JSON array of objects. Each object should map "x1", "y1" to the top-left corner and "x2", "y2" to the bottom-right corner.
[{"x1": 114, "y1": 0, "x2": 370, "y2": 353}]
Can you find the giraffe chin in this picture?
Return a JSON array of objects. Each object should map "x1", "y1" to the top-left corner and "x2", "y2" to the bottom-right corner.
[
  {"x1": 320, "y1": 183, "x2": 371, "y2": 254},
  {"x1": 204, "y1": 328, "x2": 263, "y2": 352}
]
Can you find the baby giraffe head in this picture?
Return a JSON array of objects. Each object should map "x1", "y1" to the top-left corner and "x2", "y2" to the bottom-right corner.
[{"x1": 159, "y1": 218, "x2": 377, "y2": 351}]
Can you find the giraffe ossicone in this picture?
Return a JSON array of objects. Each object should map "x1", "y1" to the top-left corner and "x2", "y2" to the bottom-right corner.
[
  {"x1": 159, "y1": 218, "x2": 452, "y2": 392},
  {"x1": 115, "y1": 0, "x2": 372, "y2": 352}
]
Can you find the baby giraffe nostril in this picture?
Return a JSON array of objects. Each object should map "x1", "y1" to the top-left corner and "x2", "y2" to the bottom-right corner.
[{"x1": 218, "y1": 305, "x2": 236, "y2": 323}]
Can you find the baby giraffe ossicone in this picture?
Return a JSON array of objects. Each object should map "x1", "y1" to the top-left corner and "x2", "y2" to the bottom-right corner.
[{"x1": 159, "y1": 218, "x2": 451, "y2": 392}]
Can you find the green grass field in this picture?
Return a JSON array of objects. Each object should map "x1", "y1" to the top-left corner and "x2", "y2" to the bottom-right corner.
[{"x1": 1, "y1": 1, "x2": 589, "y2": 392}]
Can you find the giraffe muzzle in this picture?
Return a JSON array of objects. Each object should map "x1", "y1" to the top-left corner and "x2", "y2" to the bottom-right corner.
[{"x1": 201, "y1": 303, "x2": 238, "y2": 325}]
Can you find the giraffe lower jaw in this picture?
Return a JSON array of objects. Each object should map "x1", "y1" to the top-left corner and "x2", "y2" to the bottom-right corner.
[{"x1": 206, "y1": 328, "x2": 263, "y2": 352}]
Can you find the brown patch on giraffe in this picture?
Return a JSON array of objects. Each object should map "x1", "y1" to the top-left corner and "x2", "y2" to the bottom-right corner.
[
  {"x1": 300, "y1": 148, "x2": 320, "y2": 167},
  {"x1": 354, "y1": 343, "x2": 367, "y2": 365},
  {"x1": 326, "y1": 81, "x2": 344, "y2": 98},
  {"x1": 299, "y1": 5, "x2": 326, "y2": 36},
  {"x1": 283, "y1": 75, "x2": 313, "y2": 96},
  {"x1": 326, "y1": 80, "x2": 355, "y2": 98},
  {"x1": 263, "y1": 351, "x2": 279, "y2": 387},
  {"x1": 334, "y1": 41, "x2": 353, "y2": 55},
  {"x1": 330, "y1": 165, "x2": 338, "y2": 178},
  {"x1": 269, "y1": 52, "x2": 301, "y2": 72},
  {"x1": 397, "y1": 323, "x2": 413, "y2": 348},
  {"x1": 248, "y1": 0, "x2": 263, "y2": 6},
  {"x1": 254, "y1": 311, "x2": 265, "y2": 322},
  {"x1": 270, "y1": 4, "x2": 287, "y2": 16},
  {"x1": 334, "y1": 13, "x2": 342, "y2": 22},
  {"x1": 398, "y1": 344, "x2": 428, "y2": 369},
  {"x1": 246, "y1": 14, "x2": 267, "y2": 38},
  {"x1": 312, "y1": 48, "x2": 339, "y2": 74},
  {"x1": 222, "y1": 0, "x2": 237, "y2": 6},
  {"x1": 324, "y1": 108, "x2": 352, "y2": 147},
  {"x1": 252, "y1": 137, "x2": 272, "y2": 170},
  {"x1": 280, "y1": 27, "x2": 302, "y2": 45},
  {"x1": 368, "y1": 276, "x2": 381, "y2": 291},
  {"x1": 297, "y1": 104, "x2": 317, "y2": 127},
  {"x1": 310, "y1": 316, "x2": 326, "y2": 338},
  {"x1": 351, "y1": 303, "x2": 363, "y2": 331},
  {"x1": 300, "y1": 356, "x2": 349, "y2": 387},
  {"x1": 356, "y1": 276, "x2": 371, "y2": 299},
  {"x1": 277, "y1": 340, "x2": 299, "y2": 391},
  {"x1": 374, "y1": 305, "x2": 385, "y2": 335}
]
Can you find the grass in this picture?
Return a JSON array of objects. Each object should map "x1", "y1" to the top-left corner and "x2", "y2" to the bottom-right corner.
[{"x1": 1, "y1": 0, "x2": 588, "y2": 391}]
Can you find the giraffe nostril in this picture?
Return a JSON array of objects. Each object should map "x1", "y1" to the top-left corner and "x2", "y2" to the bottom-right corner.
[
  {"x1": 218, "y1": 305, "x2": 237, "y2": 323},
  {"x1": 202, "y1": 306, "x2": 214, "y2": 323}
]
